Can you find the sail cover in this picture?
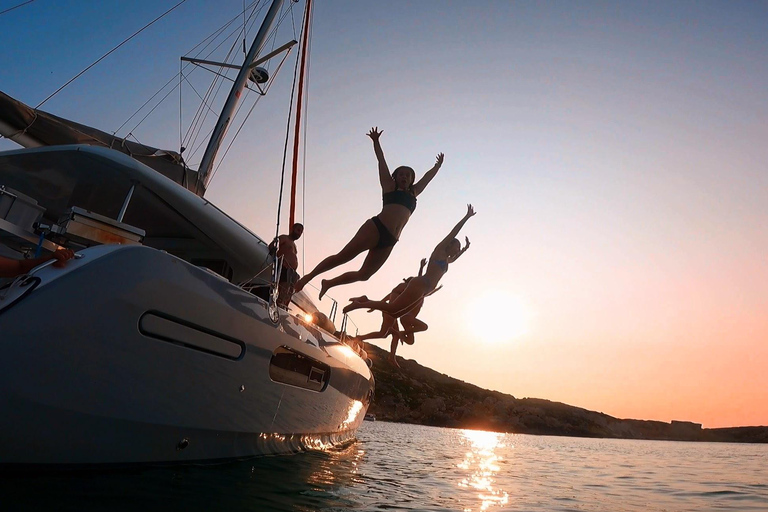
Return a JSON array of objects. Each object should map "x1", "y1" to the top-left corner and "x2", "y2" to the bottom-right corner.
[{"x1": 0, "y1": 91, "x2": 201, "y2": 193}]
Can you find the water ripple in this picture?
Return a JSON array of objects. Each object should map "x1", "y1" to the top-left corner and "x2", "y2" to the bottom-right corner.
[{"x1": 1, "y1": 423, "x2": 767, "y2": 511}]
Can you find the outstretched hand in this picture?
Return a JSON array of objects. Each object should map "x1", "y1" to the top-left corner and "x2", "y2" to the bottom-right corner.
[
  {"x1": 434, "y1": 152, "x2": 444, "y2": 168},
  {"x1": 367, "y1": 127, "x2": 383, "y2": 141},
  {"x1": 465, "y1": 204, "x2": 476, "y2": 218}
]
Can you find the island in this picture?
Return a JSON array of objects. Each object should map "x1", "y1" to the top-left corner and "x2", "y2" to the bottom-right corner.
[{"x1": 364, "y1": 343, "x2": 768, "y2": 443}]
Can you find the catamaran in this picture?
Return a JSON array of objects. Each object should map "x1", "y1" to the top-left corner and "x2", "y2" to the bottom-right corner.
[{"x1": 0, "y1": 0, "x2": 374, "y2": 468}]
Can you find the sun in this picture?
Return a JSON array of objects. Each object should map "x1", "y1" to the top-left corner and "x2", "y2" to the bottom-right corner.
[{"x1": 465, "y1": 291, "x2": 530, "y2": 343}]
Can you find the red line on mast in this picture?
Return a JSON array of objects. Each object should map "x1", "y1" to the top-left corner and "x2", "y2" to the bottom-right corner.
[{"x1": 289, "y1": 0, "x2": 312, "y2": 229}]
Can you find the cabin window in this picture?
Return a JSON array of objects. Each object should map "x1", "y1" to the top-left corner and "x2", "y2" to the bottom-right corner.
[{"x1": 269, "y1": 346, "x2": 330, "y2": 392}]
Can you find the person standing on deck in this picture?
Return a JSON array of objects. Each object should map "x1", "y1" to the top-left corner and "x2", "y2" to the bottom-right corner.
[
  {"x1": 293, "y1": 127, "x2": 444, "y2": 299},
  {"x1": 268, "y1": 223, "x2": 304, "y2": 307}
]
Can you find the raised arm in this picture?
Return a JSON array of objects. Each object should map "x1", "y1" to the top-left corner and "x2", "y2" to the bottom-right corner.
[
  {"x1": 367, "y1": 127, "x2": 394, "y2": 192},
  {"x1": 437, "y1": 204, "x2": 476, "y2": 251},
  {"x1": 447, "y1": 237, "x2": 471, "y2": 264},
  {"x1": 411, "y1": 153, "x2": 444, "y2": 196},
  {"x1": 417, "y1": 257, "x2": 427, "y2": 277}
]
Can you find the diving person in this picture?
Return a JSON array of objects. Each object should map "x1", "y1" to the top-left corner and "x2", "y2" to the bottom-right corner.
[{"x1": 293, "y1": 127, "x2": 444, "y2": 299}]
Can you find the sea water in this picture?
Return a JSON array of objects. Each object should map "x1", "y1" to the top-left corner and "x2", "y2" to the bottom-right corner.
[{"x1": 2, "y1": 421, "x2": 767, "y2": 511}]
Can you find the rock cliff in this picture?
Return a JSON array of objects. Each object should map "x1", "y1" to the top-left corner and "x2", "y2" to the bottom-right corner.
[{"x1": 364, "y1": 343, "x2": 768, "y2": 443}]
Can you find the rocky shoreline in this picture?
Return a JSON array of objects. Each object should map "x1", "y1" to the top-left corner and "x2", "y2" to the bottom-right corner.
[{"x1": 364, "y1": 343, "x2": 768, "y2": 443}]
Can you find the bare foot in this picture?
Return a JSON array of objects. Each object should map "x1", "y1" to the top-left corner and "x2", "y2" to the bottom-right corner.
[
  {"x1": 388, "y1": 354, "x2": 401, "y2": 368},
  {"x1": 342, "y1": 295, "x2": 369, "y2": 314},
  {"x1": 293, "y1": 276, "x2": 308, "y2": 293},
  {"x1": 342, "y1": 302, "x2": 360, "y2": 314},
  {"x1": 318, "y1": 279, "x2": 329, "y2": 300}
]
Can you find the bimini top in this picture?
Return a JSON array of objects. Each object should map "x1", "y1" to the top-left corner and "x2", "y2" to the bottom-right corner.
[{"x1": 0, "y1": 91, "x2": 199, "y2": 192}]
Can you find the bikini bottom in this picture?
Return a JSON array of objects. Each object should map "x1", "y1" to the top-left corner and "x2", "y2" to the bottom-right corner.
[{"x1": 371, "y1": 216, "x2": 398, "y2": 249}]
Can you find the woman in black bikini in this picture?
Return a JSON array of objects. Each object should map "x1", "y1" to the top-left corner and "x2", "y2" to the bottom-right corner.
[
  {"x1": 343, "y1": 204, "x2": 475, "y2": 318},
  {"x1": 293, "y1": 127, "x2": 444, "y2": 299}
]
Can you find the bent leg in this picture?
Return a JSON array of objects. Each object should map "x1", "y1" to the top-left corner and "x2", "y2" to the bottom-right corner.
[
  {"x1": 320, "y1": 246, "x2": 394, "y2": 299},
  {"x1": 358, "y1": 313, "x2": 397, "y2": 341},
  {"x1": 294, "y1": 220, "x2": 378, "y2": 293},
  {"x1": 388, "y1": 330, "x2": 401, "y2": 368}
]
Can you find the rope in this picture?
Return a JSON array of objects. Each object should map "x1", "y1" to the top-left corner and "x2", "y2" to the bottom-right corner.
[
  {"x1": 116, "y1": 0, "x2": 262, "y2": 141},
  {"x1": 36, "y1": 0, "x2": 188, "y2": 109},
  {"x1": 273, "y1": 2, "x2": 303, "y2": 245},
  {"x1": 300, "y1": 3, "x2": 314, "y2": 275},
  {"x1": 0, "y1": 0, "x2": 35, "y2": 17},
  {"x1": 207, "y1": 47, "x2": 292, "y2": 184},
  {"x1": 288, "y1": 0, "x2": 312, "y2": 229}
]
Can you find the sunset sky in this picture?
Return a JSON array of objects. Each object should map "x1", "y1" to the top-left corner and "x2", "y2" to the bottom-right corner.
[{"x1": 2, "y1": 0, "x2": 767, "y2": 428}]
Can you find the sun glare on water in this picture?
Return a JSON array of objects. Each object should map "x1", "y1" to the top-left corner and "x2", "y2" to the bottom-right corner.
[{"x1": 465, "y1": 291, "x2": 530, "y2": 343}]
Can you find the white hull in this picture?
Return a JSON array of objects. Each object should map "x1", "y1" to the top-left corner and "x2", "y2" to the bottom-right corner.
[{"x1": 0, "y1": 147, "x2": 374, "y2": 468}]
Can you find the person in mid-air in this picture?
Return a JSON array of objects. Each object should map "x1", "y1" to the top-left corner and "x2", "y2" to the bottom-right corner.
[
  {"x1": 343, "y1": 204, "x2": 475, "y2": 321},
  {"x1": 293, "y1": 127, "x2": 444, "y2": 299},
  {"x1": 352, "y1": 258, "x2": 442, "y2": 367}
]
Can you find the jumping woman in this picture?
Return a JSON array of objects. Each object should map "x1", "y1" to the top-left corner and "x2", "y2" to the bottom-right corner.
[
  {"x1": 343, "y1": 204, "x2": 475, "y2": 318},
  {"x1": 293, "y1": 127, "x2": 444, "y2": 299},
  {"x1": 351, "y1": 258, "x2": 444, "y2": 367}
]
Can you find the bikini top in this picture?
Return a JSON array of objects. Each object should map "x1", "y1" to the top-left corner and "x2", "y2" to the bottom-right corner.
[
  {"x1": 433, "y1": 259, "x2": 448, "y2": 272},
  {"x1": 382, "y1": 189, "x2": 417, "y2": 213}
]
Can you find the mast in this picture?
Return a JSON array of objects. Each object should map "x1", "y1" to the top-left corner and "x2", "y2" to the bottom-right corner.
[
  {"x1": 289, "y1": 0, "x2": 312, "y2": 228},
  {"x1": 196, "y1": 0, "x2": 284, "y2": 195}
]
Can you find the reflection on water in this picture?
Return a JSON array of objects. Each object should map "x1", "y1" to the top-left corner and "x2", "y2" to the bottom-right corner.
[
  {"x1": 457, "y1": 429, "x2": 510, "y2": 511},
  {"x1": 2, "y1": 422, "x2": 767, "y2": 511}
]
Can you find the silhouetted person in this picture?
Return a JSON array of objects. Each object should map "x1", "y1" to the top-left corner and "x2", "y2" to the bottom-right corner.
[
  {"x1": 293, "y1": 127, "x2": 444, "y2": 299},
  {"x1": 344, "y1": 204, "x2": 474, "y2": 320},
  {"x1": 268, "y1": 223, "x2": 303, "y2": 307}
]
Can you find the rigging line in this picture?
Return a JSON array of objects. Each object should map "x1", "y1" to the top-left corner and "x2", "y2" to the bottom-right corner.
[
  {"x1": 121, "y1": 132, "x2": 173, "y2": 158},
  {"x1": 184, "y1": 3, "x2": 265, "y2": 152},
  {"x1": 126, "y1": 78, "x2": 185, "y2": 137},
  {"x1": 300, "y1": 3, "x2": 314, "y2": 275},
  {"x1": 35, "y1": 0, "x2": 188, "y2": 109},
  {"x1": 187, "y1": 64, "x2": 238, "y2": 84},
  {"x1": 289, "y1": 0, "x2": 311, "y2": 228},
  {"x1": 184, "y1": 0, "x2": 260, "y2": 59},
  {"x1": 114, "y1": 1, "x2": 261, "y2": 143},
  {"x1": 208, "y1": 92, "x2": 264, "y2": 184},
  {"x1": 128, "y1": 0, "x2": 259, "y2": 137},
  {"x1": 242, "y1": 0, "x2": 247, "y2": 55},
  {"x1": 0, "y1": 0, "x2": 35, "y2": 17},
  {"x1": 187, "y1": 2, "x2": 289, "y2": 158},
  {"x1": 207, "y1": 45, "x2": 291, "y2": 183},
  {"x1": 207, "y1": 41, "x2": 292, "y2": 182},
  {"x1": 207, "y1": 84, "x2": 256, "y2": 179},
  {"x1": 184, "y1": 39, "x2": 241, "y2": 156},
  {"x1": 274, "y1": 20, "x2": 304, "y2": 245},
  {"x1": 179, "y1": 61, "x2": 183, "y2": 152},
  {"x1": 114, "y1": 74, "x2": 179, "y2": 136}
]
